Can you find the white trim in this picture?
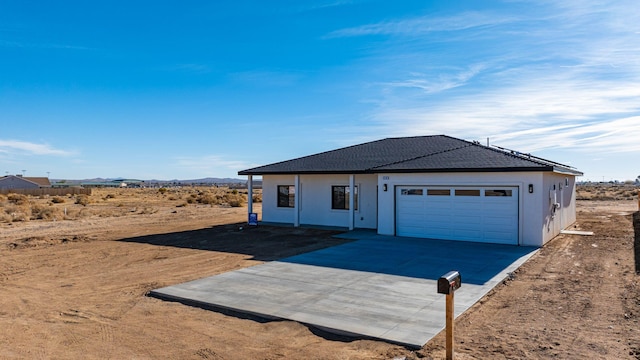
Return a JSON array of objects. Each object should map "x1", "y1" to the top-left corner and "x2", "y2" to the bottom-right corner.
[
  {"x1": 247, "y1": 175, "x2": 253, "y2": 215},
  {"x1": 349, "y1": 175, "x2": 355, "y2": 230},
  {"x1": 294, "y1": 175, "x2": 300, "y2": 227}
]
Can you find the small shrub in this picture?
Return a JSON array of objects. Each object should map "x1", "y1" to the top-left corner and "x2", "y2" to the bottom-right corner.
[
  {"x1": 11, "y1": 212, "x2": 30, "y2": 222},
  {"x1": 252, "y1": 193, "x2": 263, "y2": 203},
  {"x1": 224, "y1": 192, "x2": 246, "y2": 207},
  {"x1": 197, "y1": 193, "x2": 218, "y2": 205},
  {"x1": 3, "y1": 204, "x2": 30, "y2": 222},
  {"x1": 31, "y1": 205, "x2": 62, "y2": 220},
  {"x1": 7, "y1": 193, "x2": 29, "y2": 205},
  {"x1": 158, "y1": 187, "x2": 168, "y2": 194},
  {"x1": 105, "y1": 193, "x2": 116, "y2": 199},
  {"x1": 75, "y1": 194, "x2": 90, "y2": 206},
  {"x1": 64, "y1": 207, "x2": 93, "y2": 219},
  {"x1": 0, "y1": 212, "x2": 12, "y2": 223},
  {"x1": 51, "y1": 196, "x2": 65, "y2": 204}
]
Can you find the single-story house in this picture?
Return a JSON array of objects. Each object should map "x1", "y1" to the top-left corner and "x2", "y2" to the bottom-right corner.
[
  {"x1": 238, "y1": 135, "x2": 583, "y2": 247},
  {"x1": 0, "y1": 175, "x2": 51, "y2": 190}
]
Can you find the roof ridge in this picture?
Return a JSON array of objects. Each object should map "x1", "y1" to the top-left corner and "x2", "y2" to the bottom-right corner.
[
  {"x1": 369, "y1": 143, "x2": 473, "y2": 170},
  {"x1": 239, "y1": 137, "x2": 392, "y2": 173},
  {"x1": 486, "y1": 144, "x2": 575, "y2": 169},
  {"x1": 456, "y1": 137, "x2": 574, "y2": 169}
]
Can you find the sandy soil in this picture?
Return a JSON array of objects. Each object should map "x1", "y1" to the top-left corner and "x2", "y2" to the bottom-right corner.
[{"x1": 1, "y1": 190, "x2": 638, "y2": 359}]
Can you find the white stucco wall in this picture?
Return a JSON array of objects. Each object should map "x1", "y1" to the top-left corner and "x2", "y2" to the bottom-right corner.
[
  {"x1": 542, "y1": 172, "x2": 578, "y2": 243},
  {"x1": 261, "y1": 175, "x2": 297, "y2": 224},
  {"x1": 261, "y1": 174, "x2": 378, "y2": 229}
]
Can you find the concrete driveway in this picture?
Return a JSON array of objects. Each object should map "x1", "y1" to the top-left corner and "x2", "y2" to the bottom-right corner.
[{"x1": 150, "y1": 230, "x2": 537, "y2": 348}]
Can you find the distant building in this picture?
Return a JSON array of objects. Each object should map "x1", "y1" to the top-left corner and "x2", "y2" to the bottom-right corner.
[
  {"x1": 0, "y1": 175, "x2": 52, "y2": 190},
  {"x1": 80, "y1": 179, "x2": 143, "y2": 188}
]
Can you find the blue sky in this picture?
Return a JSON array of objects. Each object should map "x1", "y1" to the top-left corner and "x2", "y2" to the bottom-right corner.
[{"x1": 1, "y1": 1, "x2": 639, "y2": 181}]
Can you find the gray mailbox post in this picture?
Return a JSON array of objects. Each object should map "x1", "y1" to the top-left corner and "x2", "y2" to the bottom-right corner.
[{"x1": 438, "y1": 271, "x2": 461, "y2": 360}]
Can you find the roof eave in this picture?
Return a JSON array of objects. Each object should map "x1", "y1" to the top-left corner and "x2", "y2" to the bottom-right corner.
[
  {"x1": 239, "y1": 166, "x2": 564, "y2": 176},
  {"x1": 553, "y1": 167, "x2": 583, "y2": 176}
]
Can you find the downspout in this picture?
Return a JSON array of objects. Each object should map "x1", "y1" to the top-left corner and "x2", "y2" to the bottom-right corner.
[
  {"x1": 349, "y1": 174, "x2": 354, "y2": 230},
  {"x1": 294, "y1": 175, "x2": 300, "y2": 227}
]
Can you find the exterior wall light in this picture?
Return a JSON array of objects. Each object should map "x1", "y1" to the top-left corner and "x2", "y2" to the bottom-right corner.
[
  {"x1": 383, "y1": 184, "x2": 388, "y2": 192},
  {"x1": 528, "y1": 184, "x2": 534, "y2": 193}
]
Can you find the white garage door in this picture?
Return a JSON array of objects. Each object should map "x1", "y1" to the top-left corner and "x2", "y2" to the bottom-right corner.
[{"x1": 396, "y1": 186, "x2": 519, "y2": 245}]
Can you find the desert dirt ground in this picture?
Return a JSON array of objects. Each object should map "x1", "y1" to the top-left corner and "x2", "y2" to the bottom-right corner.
[{"x1": 0, "y1": 187, "x2": 639, "y2": 359}]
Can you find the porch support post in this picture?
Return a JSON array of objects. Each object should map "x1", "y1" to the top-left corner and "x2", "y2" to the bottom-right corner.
[
  {"x1": 294, "y1": 175, "x2": 300, "y2": 227},
  {"x1": 349, "y1": 174, "x2": 355, "y2": 230},
  {"x1": 247, "y1": 175, "x2": 253, "y2": 215}
]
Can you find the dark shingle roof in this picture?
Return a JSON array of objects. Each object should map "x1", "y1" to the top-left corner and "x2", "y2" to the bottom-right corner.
[{"x1": 238, "y1": 135, "x2": 582, "y2": 176}]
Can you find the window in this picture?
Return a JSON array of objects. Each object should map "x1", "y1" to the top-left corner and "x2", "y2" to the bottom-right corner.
[
  {"x1": 485, "y1": 189, "x2": 513, "y2": 197},
  {"x1": 401, "y1": 188, "x2": 423, "y2": 195},
  {"x1": 427, "y1": 189, "x2": 451, "y2": 196},
  {"x1": 455, "y1": 189, "x2": 480, "y2": 196},
  {"x1": 277, "y1": 185, "x2": 295, "y2": 207},
  {"x1": 332, "y1": 185, "x2": 358, "y2": 210}
]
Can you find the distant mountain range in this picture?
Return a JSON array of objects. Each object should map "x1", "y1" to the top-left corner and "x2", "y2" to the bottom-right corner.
[{"x1": 52, "y1": 177, "x2": 256, "y2": 185}]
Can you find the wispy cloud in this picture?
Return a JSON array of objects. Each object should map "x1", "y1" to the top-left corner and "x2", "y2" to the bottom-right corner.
[
  {"x1": 384, "y1": 64, "x2": 486, "y2": 94},
  {"x1": 352, "y1": 1, "x2": 640, "y2": 156},
  {"x1": 0, "y1": 39, "x2": 91, "y2": 50},
  {"x1": 326, "y1": 11, "x2": 517, "y2": 38},
  {"x1": 0, "y1": 140, "x2": 72, "y2": 156},
  {"x1": 370, "y1": 73, "x2": 640, "y2": 152}
]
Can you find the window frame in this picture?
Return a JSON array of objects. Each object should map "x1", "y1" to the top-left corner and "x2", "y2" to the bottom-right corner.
[
  {"x1": 277, "y1": 185, "x2": 295, "y2": 208},
  {"x1": 427, "y1": 189, "x2": 451, "y2": 196},
  {"x1": 455, "y1": 189, "x2": 481, "y2": 196},
  {"x1": 485, "y1": 189, "x2": 513, "y2": 197},
  {"x1": 401, "y1": 188, "x2": 424, "y2": 196},
  {"x1": 331, "y1": 185, "x2": 358, "y2": 210}
]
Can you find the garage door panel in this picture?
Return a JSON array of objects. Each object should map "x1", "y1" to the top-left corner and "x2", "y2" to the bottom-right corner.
[
  {"x1": 396, "y1": 186, "x2": 519, "y2": 245},
  {"x1": 482, "y1": 207, "x2": 514, "y2": 216},
  {"x1": 453, "y1": 199, "x2": 482, "y2": 207},
  {"x1": 398, "y1": 201, "x2": 425, "y2": 212},
  {"x1": 483, "y1": 215, "x2": 517, "y2": 225},
  {"x1": 453, "y1": 229, "x2": 482, "y2": 240},
  {"x1": 399, "y1": 226, "x2": 427, "y2": 237},
  {"x1": 424, "y1": 212, "x2": 453, "y2": 221},
  {"x1": 397, "y1": 216, "x2": 424, "y2": 226},
  {"x1": 455, "y1": 215, "x2": 483, "y2": 226},
  {"x1": 483, "y1": 232, "x2": 516, "y2": 244},
  {"x1": 424, "y1": 228, "x2": 453, "y2": 239}
]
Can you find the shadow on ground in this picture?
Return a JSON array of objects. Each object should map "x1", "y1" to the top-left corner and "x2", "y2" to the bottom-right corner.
[
  {"x1": 634, "y1": 212, "x2": 640, "y2": 274},
  {"x1": 119, "y1": 223, "x2": 350, "y2": 262},
  {"x1": 281, "y1": 236, "x2": 537, "y2": 285}
]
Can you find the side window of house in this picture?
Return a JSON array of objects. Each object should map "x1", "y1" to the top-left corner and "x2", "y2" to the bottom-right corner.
[
  {"x1": 277, "y1": 185, "x2": 295, "y2": 207},
  {"x1": 331, "y1": 185, "x2": 358, "y2": 210}
]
